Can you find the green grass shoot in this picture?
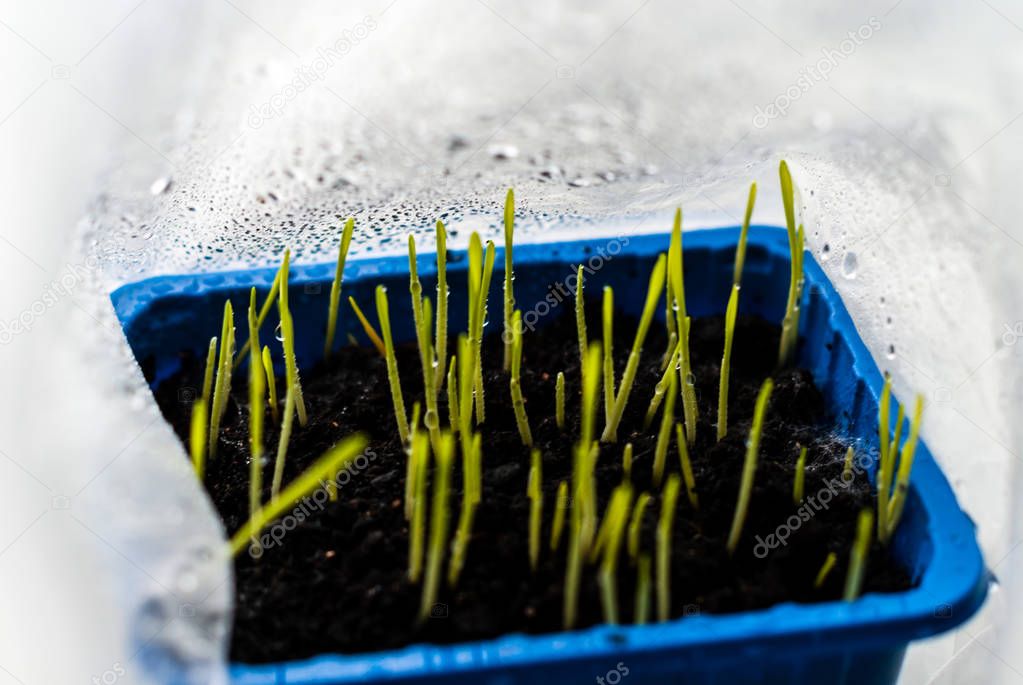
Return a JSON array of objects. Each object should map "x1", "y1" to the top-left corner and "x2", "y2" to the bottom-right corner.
[
  {"x1": 726, "y1": 378, "x2": 774, "y2": 554},
  {"x1": 408, "y1": 430, "x2": 430, "y2": 583},
  {"x1": 419, "y1": 432, "x2": 454, "y2": 623},
  {"x1": 435, "y1": 220, "x2": 449, "y2": 388},
  {"x1": 717, "y1": 283, "x2": 740, "y2": 441},
  {"x1": 643, "y1": 339, "x2": 681, "y2": 430},
  {"x1": 190, "y1": 397, "x2": 207, "y2": 480},
  {"x1": 635, "y1": 554, "x2": 652, "y2": 625},
  {"x1": 409, "y1": 236, "x2": 442, "y2": 451},
  {"x1": 208, "y1": 299, "x2": 235, "y2": 460},
  {"x1": 229, "y1": 433, "x2": 368, "y2": 556},
  {"x1": 776, "y1": 160, "x2": 804, "y2": 368},
  {"x1": 601, "y1": 254, "x2": 667, "y2": 442},
  {"x1": 732, "y1": 182, "x2": 757, "y2": 287},
  {"x1": 564, "y1": 340, "x2": 602, "y2": 631},
  {"x1": 793, "y1": 445, "x2": 807, "y2": 504},
  {"x1": 468, "y1": 237, "x2": 496, "y2": 425},
  {"x1": 602, "y1": 286, "x2": 615, "y2": 425},
  {"x1": 661, "y1": 261, "x2": 678, "y2": 371},
  {"x1": 323, "y1": 217, "x2": 355, "y2": 359},
  {"x1": 555, "y1": 371, "x2": 566, "y2": 430},
  {"x1": 261, "y1": 346, "x2": 279, "y2": 423},
  {"x1": 598, "y1": 484, "x2": 633, "y2": 625},
  {"x1": 656, "y1": 474, "x2": 681, "y2": 622},
  {"x1": 875, "y1": 375, "x2": 893, "y2": 537},
  {"x1": 623, "y1": 442, "x2": 633, "y2": 480},
  {"x1": 248, "y1": 292, "x2": 266, "y2": 538},
  {"x1": 674, "y1": 424, "x2": 699, "y2": 510},
  {"x1": 814, "y1": 551, "x2": 837, "y2": 589},
  {"x1": 404, "y1": 402, "x2": 422, "y2": 521},
  {"x1": 456, "y1": 335, "x2": 474, "y2": 446},
  {"x1": 375, "y1": 285, "x2": 410, "y2": 444},
  {"x1": 234, "y1": 267, "x2": 280, "y2": 368},
  {"x1": 843, "y1": 445, "x2": 855, "y2": 483},
  {"x1": 579, "y1": 342, "x2": 603, "y2": 451},
  {"x1": 509, "y1": 310, "x2": 533, "y2": 446},
  {"x1": 271, "y1": 386, "x2": 295, "y2": 500},
  {"x1": 550, "y1": 480, "x2": 568, "y2": 551},
  {"x1": 448, "y1": 432, "x2": 482, "y2": 586},
  {"x1": 891, "y1": 403, "x2": 906, "y2": 468},
  {"x1": 201, "y1": 336, "x2": 217, "y2": 403},
  {"x1": 347, "y1": 295, "x2": 386, "y2": 356},
  {"x1": 843, "y1": 509, "x2": 874, "y2": 601},
  {"x1": 575, "y1": 264, "x2": 587, "y2": 373},
  {"x1": 572, "y1": 345, "x2": 603, "y2": 571},
  {"x1": 446, "y1": 356, "x2": 458, "y2": 433},
  {"x1": 628, "y1": 491, "x2": 651, "y2": 560},
  {"x1": 502, "y1": 189, "x2": 515, "y2": 371},
  {"x1": 883, "y1": 395, "x2": 924, "y2": 543},
  {"x1": 667, "y1": 209, "x2": 698, "y2": 445},
  {"x1": 651, "y1": 371, "x2": 678, "y2": 488},
  {"x1": 563, "y1": 499, "x2": 584, "y2": 629},
  {"x1": 277, "y1": 252, "x2": 307, "y2": 427},
  {"x1": 528, "y1": 448, "x2": 542, "y2": 570}
]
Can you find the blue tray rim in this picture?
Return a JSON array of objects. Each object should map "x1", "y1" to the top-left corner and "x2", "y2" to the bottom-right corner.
[{"x1": 110, "y1": 226, "x2": 988, "y2": 683}]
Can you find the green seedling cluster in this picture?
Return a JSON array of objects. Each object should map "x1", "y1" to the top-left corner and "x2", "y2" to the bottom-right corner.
[
  {"x1": 877, "y1": 387, "x2": 924, "y2": 544},
  {"x1": 194, "y1": 172, "x2": 898, "y2": 632}
]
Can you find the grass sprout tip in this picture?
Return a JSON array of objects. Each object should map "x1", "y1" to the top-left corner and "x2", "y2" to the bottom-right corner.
[
  {"x1": 726, "y1": 378, "x2": 773, "y2": 554},
  {"x1": 843, "y1": 509, "x2": 873, "y2": 601},
  {"x1": 324, "y1": 217, "x2": 355, "y2": 359}
]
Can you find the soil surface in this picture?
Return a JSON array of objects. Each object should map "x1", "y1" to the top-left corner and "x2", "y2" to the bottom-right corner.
[{"x1": 154, "y1": 303, "x2": 912, "y2": 663}]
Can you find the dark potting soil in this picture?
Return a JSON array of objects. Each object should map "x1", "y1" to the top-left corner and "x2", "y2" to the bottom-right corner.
[{"x1": 154, "y1": 304, "x2": 912, "y2": 663}]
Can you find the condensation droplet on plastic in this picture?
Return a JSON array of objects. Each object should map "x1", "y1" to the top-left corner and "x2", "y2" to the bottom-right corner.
[
  {"x1": 841, "y1": 251, "x2": 858, "y2": 279},
  {"x1": 149, "y1": 176, "x2": 172, "y2": 195},
  {"x1": 488, "y1": 144, "x2": 518, "y2": 160}
]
